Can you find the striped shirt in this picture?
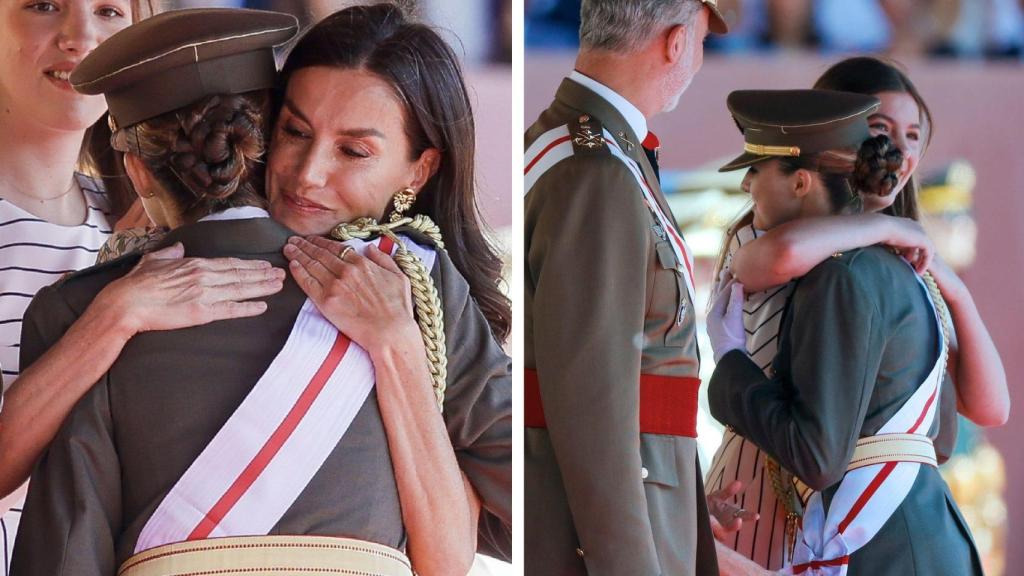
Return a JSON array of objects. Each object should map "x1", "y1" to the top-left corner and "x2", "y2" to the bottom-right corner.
[
  {"x1": 706, "y1": 223, "x2": 795, "y2": 570},
  {"x1": 0, "y1": 173, "x2": 112, "y2": 576}
]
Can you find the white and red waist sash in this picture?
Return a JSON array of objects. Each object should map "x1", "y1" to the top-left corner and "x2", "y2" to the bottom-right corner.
[
  {"x1": 783, "y1": 273, "x2": 947, "y2": 576},
  {"x1": 135, "y1": 231, "x2": 435, "y2": 553}
]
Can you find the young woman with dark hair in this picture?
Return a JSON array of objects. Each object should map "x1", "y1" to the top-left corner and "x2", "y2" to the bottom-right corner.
[
  {"x1": 705, "y1": 58, "x2": 1005, "y2": 572},
  {"x1": 707, "y1": 88, "x2": 983, "y2": 575}
]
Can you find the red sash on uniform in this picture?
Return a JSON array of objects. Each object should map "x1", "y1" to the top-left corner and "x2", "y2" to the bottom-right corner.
[{"x1": 525, "y1": 368, "x2": 699, "y2": 438}]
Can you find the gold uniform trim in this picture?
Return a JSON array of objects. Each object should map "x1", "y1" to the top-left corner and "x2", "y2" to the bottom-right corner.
[
  {"x1": 744, "y1": 142, "x2": 801, "y2": 157},
  {"x1": 118, "y1": 535, "x2": 413, "y2": 576}
]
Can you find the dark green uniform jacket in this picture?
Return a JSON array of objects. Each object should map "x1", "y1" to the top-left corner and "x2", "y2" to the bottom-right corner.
[
  {"x1": 710, "y1": 246, "x2": 982, "y2": 575},
  {"x1": 11, "y1": 217, "x2": 511, "y2": 575},
  {"x1": 525, "y1": 78, "x2": 717, "y2": 576}
]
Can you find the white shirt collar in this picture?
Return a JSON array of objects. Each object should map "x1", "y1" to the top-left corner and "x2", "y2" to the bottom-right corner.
[
  {"x1": 567, "y1": 70, "x2": 648, "y2": 141},
  {"x1": 198, "y1": 206, "x2": 270, "y2": 222}
]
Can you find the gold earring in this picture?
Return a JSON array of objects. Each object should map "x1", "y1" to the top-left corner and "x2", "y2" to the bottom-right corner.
[{"x1": 389, "y1": 187, "x2": 415, "y2": 222}]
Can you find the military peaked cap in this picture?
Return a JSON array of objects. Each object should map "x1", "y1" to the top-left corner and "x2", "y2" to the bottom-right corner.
[
  {"x1": 71, "y1": 8, "x2": 298, "y2": 129},
  {"x1": 719, "y1": 89, "x2": 880, "y2": 172}
]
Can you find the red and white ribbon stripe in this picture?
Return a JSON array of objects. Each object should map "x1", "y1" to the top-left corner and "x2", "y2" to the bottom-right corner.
[
  {"x1": 600, "y1": 129, "x2": 696, "y2": 304},
  {"x1": 783, "y1": 273, "x2": 946, "y2": 576},
  {"x1": 523, "y1": 124, "x2": 697, "y2": 303},
  {"x1": 135, "y1": 235, "x2": 435, "y2": 553}
]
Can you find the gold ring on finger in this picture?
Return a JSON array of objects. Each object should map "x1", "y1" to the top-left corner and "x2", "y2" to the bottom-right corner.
[{"x1": 339, "y1": 246, "x2": 354, "y2": 261}]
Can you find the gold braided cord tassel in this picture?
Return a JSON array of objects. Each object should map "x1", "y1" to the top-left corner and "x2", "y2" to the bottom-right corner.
[
  {"x1": 765, "y1": 456, "x2": 803, "y2": 562},
  {"x1": 921, "y1": 271, "x2": 951, "y2": 377},
  {"x1": 330, "y1": 216, "x2": 448, "y2": 411}
]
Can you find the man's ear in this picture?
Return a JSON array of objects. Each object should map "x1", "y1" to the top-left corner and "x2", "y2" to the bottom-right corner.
[{"x1": 664, "y1": 24, "x2": 688, "y2": 64}]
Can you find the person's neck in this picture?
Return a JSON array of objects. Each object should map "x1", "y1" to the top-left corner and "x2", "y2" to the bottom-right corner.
[
  {"x1": 0, "y1": 103, "x2": 84, "y2": 203},
  {"x1": 798, "y1": 189, "x2": 836, "y2": 220},
  {"x1": 575, "y1": 51, "x2": 664, "y2": 120}
]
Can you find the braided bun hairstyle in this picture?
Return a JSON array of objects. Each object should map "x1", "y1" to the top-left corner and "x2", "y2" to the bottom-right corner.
[
  {"x1": 776, "y1": 133, "x2": 904, "y2": 213},
  {"x1": 118, "y1": 91, "x2": 268, "y2": 219},
  {"x1": 851, "y1": 134, "x2": 903, "y2": 198}
]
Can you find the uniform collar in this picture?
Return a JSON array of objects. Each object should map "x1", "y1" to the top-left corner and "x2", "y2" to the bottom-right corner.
[
  {"x1": 163, "y1": 215, "x2": 295, "y2": 259},
  {"x1": 198, "y1": 206, "x2": 270, "y2": 222},
  {"x1": 567, "y1": 70, "x2": 648, "y2": 143}
]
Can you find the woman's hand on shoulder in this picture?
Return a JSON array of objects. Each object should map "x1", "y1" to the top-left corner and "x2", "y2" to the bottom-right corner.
[
  {"x1": 284, "y1": 235, "x2": 419, "y2": 353},
  {"x1": 876, "y1": 215, "x2": 934, "y2": 274},
  {"x1": 94, "y1": 242, "x2": 285, "y2": 337}
]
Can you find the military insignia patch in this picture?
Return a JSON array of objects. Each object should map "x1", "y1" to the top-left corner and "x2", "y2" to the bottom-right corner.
[{"x1": 573, "y1": 123, "x2": 603, "y2": 149}]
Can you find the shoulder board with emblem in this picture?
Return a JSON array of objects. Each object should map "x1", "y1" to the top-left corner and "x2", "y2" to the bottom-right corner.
[{"x1": 568, "y1": 113, "x2": 607, "y2": 155}]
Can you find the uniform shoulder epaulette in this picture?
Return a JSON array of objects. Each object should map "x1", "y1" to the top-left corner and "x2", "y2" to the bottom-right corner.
[
  {"x1": 54, "y1": 251, "x2": 140, "y2": 289},
  {"x1": 568, "y1": 113, "x2": 608, "y2": 156}
]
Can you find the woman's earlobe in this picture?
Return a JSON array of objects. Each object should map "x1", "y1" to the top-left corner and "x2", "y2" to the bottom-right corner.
[{"x1": 792, "y1": 169, "x2": 813, "y2": 198}]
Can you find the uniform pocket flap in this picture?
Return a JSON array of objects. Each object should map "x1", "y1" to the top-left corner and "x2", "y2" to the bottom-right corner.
[
  {"x1": 655, "y1": 240, "x2": 678, "y2": 271},
  {"x1": 640, "y1": 434, "x2": 680, "y2": 487}
]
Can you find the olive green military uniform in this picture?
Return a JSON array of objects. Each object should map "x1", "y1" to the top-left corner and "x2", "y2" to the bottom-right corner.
[
  {"x1": 525, "y1": 78, "x2": 717, "y2": 575},
  {"x1": 709, "y1": 247, "x2": 982, "y2": 575},
  {"x1": 709, "y1": 89, "x2": 981, "y2": 575},
  {"x1": 10, "y1": 217, "x2": 512, "y2": 575}
]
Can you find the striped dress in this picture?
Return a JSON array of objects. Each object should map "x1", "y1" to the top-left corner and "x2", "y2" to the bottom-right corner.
[
  {"x1": 0, "y1": 173, "x2": 112, "y2": 575},
  {"x1": 705, "y1": 223, "x2": 795, "y2": 571}
]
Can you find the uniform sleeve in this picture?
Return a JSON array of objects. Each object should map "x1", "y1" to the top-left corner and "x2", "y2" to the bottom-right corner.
[
  {"x1": 527, "y1": 155, "x2": 660, "y2": 574},
  {"x1": 432, "y1": 253, "x2": 512, "y2": 562},
  {"x1": 10, "y1": 288, "x2": 122, "y2": 576},
  {"x1": 708, "y1": 260, "x2": 884, "y2": 491}
]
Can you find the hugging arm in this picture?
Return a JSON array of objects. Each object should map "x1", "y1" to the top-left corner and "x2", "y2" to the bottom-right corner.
[
  {"x1": 709, "y1": 261, "x2": 884, "y2": 490},
  {"x1": 0, "y1": 246, "x2": 283, "y2": 504},
  {"x1": 732, "y1": 212, "x2": 1009, "y2": 427},
  {"x1": 8, "y1": 288, "x2": 122, "y2": 576}
]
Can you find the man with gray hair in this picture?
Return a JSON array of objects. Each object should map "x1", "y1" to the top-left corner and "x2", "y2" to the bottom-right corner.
[{"x1": 524, "y1": 1, "x2": 729, "y2": 574}]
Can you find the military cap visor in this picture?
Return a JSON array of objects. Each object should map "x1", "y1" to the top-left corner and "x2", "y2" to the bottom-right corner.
[
  {"x1": 71, "y1": 8, "x2": 298, "y2": 129},
  {"x1": 719, "y1": 89, "x2": 880, "y2": 172},
  {"x1": 702, "y1": 0, "x2": 729, "y2": 34}
]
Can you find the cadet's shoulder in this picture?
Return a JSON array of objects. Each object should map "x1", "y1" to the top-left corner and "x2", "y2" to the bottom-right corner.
[
  {"x1": 48, "y1": 254, "x2": 138, "y2": 306},
  {"x1": 802, "y1": 245, "x2": 911, "y2": 298}
]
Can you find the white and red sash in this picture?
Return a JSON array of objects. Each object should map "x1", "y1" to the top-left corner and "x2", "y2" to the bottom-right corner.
[
  {"x1": 783, "y1": 273, "x2": 947, "y2": 576},
  {"x1": 523, "y1": 124, "x2": 697, "y2": 303},
  {"x1": 135, "y1": 230, "x2": 436, "y2": 553}
]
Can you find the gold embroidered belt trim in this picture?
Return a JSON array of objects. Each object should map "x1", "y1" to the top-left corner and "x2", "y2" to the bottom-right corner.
[
  {"x1": 794, "y1": 433, "x2": 936, "y2": 503},
  {"x1": 118, "y1": 535, "x2": 413, "y2": 576}
]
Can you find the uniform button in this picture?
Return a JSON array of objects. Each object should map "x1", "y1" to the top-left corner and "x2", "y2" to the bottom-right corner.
[
  {"x1": 641, "y1": 466, "x2": 650, "y2": 479},
  {"x1": 576, "y1": 547, "x2": 585, "y2": 558}
]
